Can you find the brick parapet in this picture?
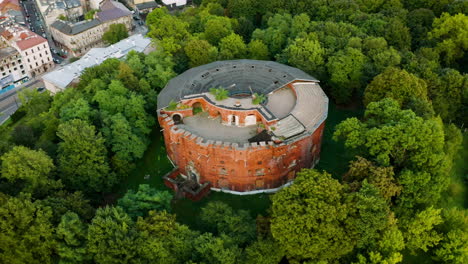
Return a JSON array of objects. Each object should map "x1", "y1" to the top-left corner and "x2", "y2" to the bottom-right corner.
[{"x1": 157, "y1": 110, "x2": 325, "y2": 192}]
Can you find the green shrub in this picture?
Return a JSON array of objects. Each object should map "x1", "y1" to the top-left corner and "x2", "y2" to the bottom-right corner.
[
  {"x1": 209, "y1": 87, "x2": 229, "y2": 101},
  {"x1": 166, "y1": 100, "x2": 178, "y2": 111},
  {"x1": 252, "y1": 93, "x2": 266, "y2": 104}
]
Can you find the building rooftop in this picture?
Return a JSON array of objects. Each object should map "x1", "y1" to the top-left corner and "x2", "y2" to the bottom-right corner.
[
  {"x1": 157, "y1": 60, "x2": 318, "y2": 110},
  {"x1": 136, "y1": 1, "x2": 160, "y2": 10},
  {"x1": 0, "y1": 24, "x2": 47, "y2": 50},
  {"x1": 159, "y1": 60, "x2": 328, "y2": 142},
  {"x1": 97, "y1": 0, "x2": 132, "y2": 22},
  {"x1": 0, "y1": 46, "x2": 18, "y2": 60},
  {"x1": 42, "y1": 34, "x2": 152, "y2": 90},
  {"x1": 51, "y1": 19, "x2": 101, "y2": 35},
  {"x1": 0, "y1": 0, "x2": 20, "y2": 13},
  {"x1": 96, "y1": 7, "x2": 132, "y2": 22}
]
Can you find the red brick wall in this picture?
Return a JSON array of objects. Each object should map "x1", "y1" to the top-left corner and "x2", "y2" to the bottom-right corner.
[{"x1": 158, "y1": 111, "x2": 325, "y2": 192}]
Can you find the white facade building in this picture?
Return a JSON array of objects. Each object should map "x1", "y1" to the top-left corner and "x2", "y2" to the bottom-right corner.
[
  {"x1": 0, "y1": 46, "x2": 28, "y2": 90},
  {"x1": 162, "y1": 0, "x2": 186, "y2": 7},
  {"x1": 0, "y1": 25, "x2": 54, "y2": 78}
]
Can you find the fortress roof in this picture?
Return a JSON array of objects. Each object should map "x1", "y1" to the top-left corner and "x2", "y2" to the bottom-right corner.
[{"x1": 157, "y1": 59, "x2": 318, "y2": 110}]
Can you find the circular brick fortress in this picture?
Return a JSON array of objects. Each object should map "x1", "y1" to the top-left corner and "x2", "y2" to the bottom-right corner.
[{"x1": 157, "y1": 60, "x2": 328, "y2": 195}]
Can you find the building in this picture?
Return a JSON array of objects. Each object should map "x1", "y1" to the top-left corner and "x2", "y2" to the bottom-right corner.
[
  {"x1": 42, "y1": 33, "x2": 152, "y2": 93},
  {"x1": 35, "y1": 0, "x2": 84, "y2": 27},
  {"x1": 135, "y1": 1, "x2": 159, "y2": 15},
  {"x1": 0, "y1": 0, "x2": 25, "y2": 26},
  {"x1": 162, "y1": 0, "x2": 186, "y2": 7},
  {"x1": 0, "y1": 0, "x2": 21, "y2": 13},
  {"x1": 0, "y1": 24, "x2": 53, "y2": 77},
  {"x1": 157, "y1": 60, "x2": 328, "y2": 199},
  {"x1": 0, "y1": 46, "x2": 28, "y2": 91},
  {"x1": 50, "y1": 0, "x2": 132, "y2": 56}
]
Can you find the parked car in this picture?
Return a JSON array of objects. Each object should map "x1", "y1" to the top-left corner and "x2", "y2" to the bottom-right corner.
[{"x1": 36, "y1": 87, "x2": 45, "y2": 92}]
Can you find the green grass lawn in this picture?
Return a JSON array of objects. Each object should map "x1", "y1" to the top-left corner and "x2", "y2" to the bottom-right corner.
[{"x1": 118, "y1": 101, "x2": 362, "y2": 229}]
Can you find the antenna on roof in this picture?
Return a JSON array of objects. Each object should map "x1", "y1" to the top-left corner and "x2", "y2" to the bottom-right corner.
[{"x1": 248, "y1": 85, "x2": 253, "y2": 95}]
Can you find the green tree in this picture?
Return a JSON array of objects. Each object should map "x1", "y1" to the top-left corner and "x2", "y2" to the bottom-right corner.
[
  {"x1": 145, "y1": 50, "x2": 177, "y2": 90},
  {"x1": 244, "y1": 239, "x2": 284, "y2": 264},
  {"x1": 118, "y1": 184, "x2": 172, "y2": 219},
  {"x1": 200, "y1": 201, "x2": 256, "y2": 245},
  {"x1": 247, "y1": 39, "x2": 269, "y2": 60},
  {"x1": 433, "y1": 208, "x2": 468, "y2": 264},
  {"x1": 363, "y1": 67, "x2": 428, "y2": 107},
  {"x1": 84, "y1": 9, "x2": 98, "y2": 20},
  {"x1": 102, "y1": 24, "x2": 129, "y2": 44},
  {"x1": 203, "y1": 16, "x2": 234, "y2": 45},
  {"x1": 333, "y1": 99, "x2": 449, "y2": 209},
  {"x1": 18, "y1": 89, "x2": 52, "y2": 116},
  {"x1": 59, "y1": 97, "x2": 92, "y2": 122},
  {"x1": 218, "y1": 33, "x2": 247, "y2": 60},
  {"x1": 40, "y1": 191, "x2": 94, "y2": 224},
  {"x1": 1, "y1": 146, "x2": 57, "y2": 194},
  {"x1": 252, "y1": 13, "x2": 292, "y2": 56},
  {"x1": 0, "y1": 194, "x2": 56, "y2": 264},
  {"x1": 384, "y1": 18, "x2": 411, "y2": 50},
  {"x1": 147, "y1": 12, "x2": 189, "y2": 43},
  {"x1": 271, "y1": 169, "x2": 356, "y2": 262},
  {"x1": 57, "y1": 119, "x2": 114, "y2": 193},
  {"x1": 136, "y1": 210, "x2": 199, "y2": 263},
  {"x1": 184, "y1": 38, "x2": 218, "y2": 67},
  {"x1": 401, "y1": 207, "x2": 443, "y2": 254},
  {"x1": 117, "y1": 62, "x2": 140, "y2": 91},
  {"x1": 285, "y1": 33, "x2": 325, "y2": 77},
  {"x1": 107, "y1": 113, "x2": 147, "y2": 162},
  {"x1": 326, "y1": 47, "x2": 366, "y2": 104},
  {"x1": 429, "y1": 69, "x2": 466, "y2": 122},
  {"x1": 351, "y1": 181, "x2": 391, "y2": 249},
  {"x1": 345, "y1": 157, "x2": 401, "y2": 201},
  {"x1": 87, "y1": 206, "x2": 140, "y2": 263},
  {"x1": 56, "y1": 212, "x2": 90, "y2": 264},
  {"x1": 192, "y1": 233, "x2": 242, "y2": 264},
  {"x1": 429, "y1": 13, "x2": 468, "y2": 65}
]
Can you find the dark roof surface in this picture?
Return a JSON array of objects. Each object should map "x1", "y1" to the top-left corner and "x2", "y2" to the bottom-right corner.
[
  {"x1": 96, "y1": 8, "x2": 131, "y2": 22},
  {"x1": 136, "y1": 1, "x2": 159, "y2": 10},
  {"x1": 157, "y1": 60, "x2": 318, "y2": 109},
  {"x1": 51, "y1": 19, "x2": 100, "y2": 35}
]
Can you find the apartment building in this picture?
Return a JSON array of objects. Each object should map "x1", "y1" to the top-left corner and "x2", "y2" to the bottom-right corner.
[
  {"x1": 1, "y1": 24, "x2": 54, "y2": 77},
  {"x1": 0, "y1": 46, "x2": 28, "y2": 90},
  {"x1": 50, "y1": 0, "x2": 132, "y2": 56}
]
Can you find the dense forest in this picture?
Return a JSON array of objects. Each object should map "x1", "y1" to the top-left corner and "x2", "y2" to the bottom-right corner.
[{"x1": 0, "y1": 0, "x2": 467, "y2": 263}]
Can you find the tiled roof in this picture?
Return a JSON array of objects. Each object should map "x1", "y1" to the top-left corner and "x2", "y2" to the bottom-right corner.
[
  {"x1": 16, "y1": 36, "x2": 47, "y2": 50},
  {"x1": 0, "y1": 25, "x2": 47, "y2": 50}
]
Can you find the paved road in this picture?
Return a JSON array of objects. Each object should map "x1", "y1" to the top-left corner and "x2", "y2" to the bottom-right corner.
[{"x1": 0, "y1": 79, "x2": 44, "y2": 124}]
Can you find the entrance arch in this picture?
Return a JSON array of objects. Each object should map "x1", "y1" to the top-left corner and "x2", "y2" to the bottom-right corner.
[{"x1": 192, "y1": 102, "x2": 203, "y2": 115}]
